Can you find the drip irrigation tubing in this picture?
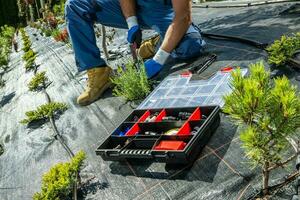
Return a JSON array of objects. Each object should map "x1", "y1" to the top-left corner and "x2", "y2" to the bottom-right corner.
[
  {"x1": 193, "y1": 0, "x2": 300, "y2": 8},
  {"x1": 201, "y1": 32, "x2": 269, "y2": 50},
  {"x1": 23, "y1": 30, "x2": 79, "y2": 198}
]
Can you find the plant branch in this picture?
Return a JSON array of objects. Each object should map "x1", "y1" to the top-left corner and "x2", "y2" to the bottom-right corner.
[
  {"x1": 268, "y1": 171, "x2": 299, "y2": 193},
  {"x1": 267, "y1": 154, "x2": 297, "y2": 171}
]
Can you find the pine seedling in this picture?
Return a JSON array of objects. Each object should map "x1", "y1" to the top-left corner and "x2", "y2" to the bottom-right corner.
[
  {"x1": 20, "y1": 29, "x2": 32, "y2": 52},
  {"x1": 267, "y1": 32, "x2": 300, "y2": 66},
  {"x1": 22, "y1": 39, "x2": 32, "y2": 52},
  {"x1": 22, "y1": 49, "x2": 36, "y2": 61},
  {"x1": 111, "y1": 62, "x2": 151, "y2": 101},
  {"x1": 28, "y1": 71, "x2": 49, "y2": 91},
  {"x1": 0, "y1": 144, "x2": 3, "y2": 156},
  {"x1": 0, "y1": 77, "x2": 5, "y2": 88},
  {"x1": 0, "y1": 25, "x2": 15, "y2": 69},
  {"x1": 33, "y1": 151, "x2": 86, "y2": 200},
  {"x1": 20, "y1": 102, "x2": 68, "y2": 124},
  {"x1": 24, "y1": 56, "x2": 36, "y2": 71},
  {"x1": 223, "y1": 61, "x2": 300, "y2": 196}
]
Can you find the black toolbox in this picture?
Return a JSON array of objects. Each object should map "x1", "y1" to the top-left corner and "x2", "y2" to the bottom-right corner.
[{"x1": 96, "y1": 106, "x2": 220, "y2": 165}]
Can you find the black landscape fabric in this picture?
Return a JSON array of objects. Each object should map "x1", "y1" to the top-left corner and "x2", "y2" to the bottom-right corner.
[{"x1": 1, "y1": 2, "x2": 300, "y2": 200}]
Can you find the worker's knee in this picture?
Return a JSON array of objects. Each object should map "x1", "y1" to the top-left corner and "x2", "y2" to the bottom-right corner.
[
  {"x1": 65, "y1": 0, "x2": 96, "y2": 22},
  {"x1": 173, "y1": 33, "x2": 206, "y2": 60}
]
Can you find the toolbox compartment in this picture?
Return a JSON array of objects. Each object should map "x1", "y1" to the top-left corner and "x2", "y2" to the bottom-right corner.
[{"x1": 96, "y1": 106, "x2": 220, "y2": 164}]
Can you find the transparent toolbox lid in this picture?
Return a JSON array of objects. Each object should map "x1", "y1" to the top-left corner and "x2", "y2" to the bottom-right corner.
[{"x1": 138, "y1": 68, "x2": 248, "y2": 109}]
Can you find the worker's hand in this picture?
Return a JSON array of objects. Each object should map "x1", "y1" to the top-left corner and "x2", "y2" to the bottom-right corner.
[
  {"x1": 144, "y1": 59, "x2": 163, "y2": 79},
  {"x1": 127, "y1": 25, "x2": 142, "y2": 48}
]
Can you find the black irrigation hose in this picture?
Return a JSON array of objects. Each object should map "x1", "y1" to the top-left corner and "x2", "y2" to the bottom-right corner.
[
  {"x1": 201, "y1": 32, "x2": 269, "y2": 50},
  {"x1": 41, "y1": 63, "x2": 78, "y2": 200},
  {"x1": 193, "y1": 0, "x2": 300, "y2": 8},
  {"x1": 23, "y1": 30, "x2": 78, "y2": 199},
  {"x1": 42, "y1": 77, "x2": 75, "y2": 159}
]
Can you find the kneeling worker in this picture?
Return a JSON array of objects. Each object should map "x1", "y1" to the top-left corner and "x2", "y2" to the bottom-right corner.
[{"x1": 65, "y1": 0, "x2": 205, "y2": 106}]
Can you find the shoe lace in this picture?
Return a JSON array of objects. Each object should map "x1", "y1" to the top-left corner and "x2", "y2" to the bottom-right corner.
[{"x1": 87, "y1": 69, "x2": 96, "y2": 88}]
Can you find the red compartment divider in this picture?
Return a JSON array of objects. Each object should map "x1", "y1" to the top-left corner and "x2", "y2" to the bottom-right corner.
[
  {"x1": 188, "y1": 107, "x2": 202, "y2": 121},
  {"x1": 138, "y1": 110, "x2": 151, "y2": 122},
  {"x1": 177, "y1": 121, "x2": 191, "y2": 135},
  {"x1": 154, "y1": 141, "x2": 187, "y2": 151},
  {"x1": 125, "y1": 123, "x2": 140, "y2": 136},
  {"x1": 155, "y1": 109, "x2": 166, "y2": 122}
]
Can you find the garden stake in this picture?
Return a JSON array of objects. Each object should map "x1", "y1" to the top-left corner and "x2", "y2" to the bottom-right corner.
[{"x1": 130, "y1": 42, "x2": 138, "y2": 64}]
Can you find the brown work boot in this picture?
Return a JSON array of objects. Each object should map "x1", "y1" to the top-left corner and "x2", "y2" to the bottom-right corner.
[
  {"x1": 77, "y1": 66, "x2": 112, "y2": 106},
  {"x1": 138, "y1": 35, "x2": 160, "y2": 59}
]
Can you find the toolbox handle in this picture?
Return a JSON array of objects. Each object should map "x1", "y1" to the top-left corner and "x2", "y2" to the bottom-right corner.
[
  {"x1": 153, "y1": 152, "x2": 169, "y2": 159},
  {"x1": 104, "y1": 151, "x2": 119, "y2": 157}
]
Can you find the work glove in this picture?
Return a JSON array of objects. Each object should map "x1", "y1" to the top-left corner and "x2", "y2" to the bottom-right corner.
[
  {"x1": 144, "y1": 59, "x2": 163, "y2": 79},
  {"x1": 127, "y1": 25, "x2": 142, "y2": 47},
  {"x1": 144, "y1": 48, "x2": 170, "y2": 78},
  {"x1": 126, "y1": 16, "x2": 142, "y2": 47}
]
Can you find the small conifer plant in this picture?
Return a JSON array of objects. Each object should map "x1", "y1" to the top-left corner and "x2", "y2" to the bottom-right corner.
[
  {"x1": 0, "y1": 77, "x2": 5, "y2": 88},
  {"x1": 20, "y1": 29, "x2": 37, "y2": 71},
  {"x1": 28, "y1": 71, "x2": 48, "y2": 91},
  {"x1": 33, "y1": 151, "x2": 86, "y2": 200},
  {"x1": 20, "y1": 102, "x2": 68, "y2": 124},
  {"x1": 267, "y1": 32, "x2": 300, "y2": 67},
  {"x1": 0, "y1": 25, "x2": 15, "y2": 69},
  {"x1": 22, "y1": 49, "x2": 36, "y2": 61},
  {"x1": 111, "y1": 62, "x2": 151, "y2": 101},
  {"x1": 223, "y1": 61, "x2": 300, "y2": 197}
]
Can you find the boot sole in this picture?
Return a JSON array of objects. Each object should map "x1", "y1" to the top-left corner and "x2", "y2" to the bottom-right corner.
[{"x1": 78, "y1": 81, "x2": 113, "y2": 106}]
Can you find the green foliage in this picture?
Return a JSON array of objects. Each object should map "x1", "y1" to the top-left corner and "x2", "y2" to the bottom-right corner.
[
  {"x1": 0, "y1": 25, "x2": 15, "y2": 69},
  {"x1": 1, "y1": 26, "x2": 15, "y2": 39},
  {"x1": 20, "y1": 29, "x2": 37, "y2": 71},
  {"x1": 22, "y1": 39, "x2": 32, "y2": 52},
  {"x1": 28, "y1": 71, "x2": 49, "y2": 91},
  {"x1": 52, "y1": 28, "x2": 69, "y2": 43},
  {"x1": 23, "y1": 49, "x2": 36, "y2": 61},
  {"x1": 111, "y1": 62, "x2": 151, "y2": 101},
  {"x1": 224, "y1": 61, "x2": 300, "y2": 168},
  {"x1": 24, "y1": 56, "x2": 36, "y2": 71},
  {"x1": 53, "y1": 0, "x2": 66, "y2": 17},
  {"x1": 21, "y1": 29, "x2": 32, "y2": 52},
  {"x1": 267, "y1": 32, "x2": 300, "y2": 66},
  {"x1": 17, "y1": 0, "x2": 27, "y2": 17},
  {"x1": 0, "y1": 144, "x2": 3, "y2": 156},
  {"x1": 33, "y1": 151, "x2": 86, "y2": 200},
  {"x1": 20, "y1": 102, "x2": 68, "y2": 124},
  {"x1": 0, "y1": 77, "x2": 5, "y2": 88}
]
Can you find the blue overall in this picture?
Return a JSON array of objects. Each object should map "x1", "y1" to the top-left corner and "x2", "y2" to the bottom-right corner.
[{"x1": 65, "y1": 0, "x2": 205, "y2": 72}]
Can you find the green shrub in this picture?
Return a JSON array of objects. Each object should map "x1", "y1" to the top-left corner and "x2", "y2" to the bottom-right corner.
[
  {"x1": 20, "y1": 29, "x2": 37, "y2": 71},
  {"x1": 0, "y1": 25, "x2": 15, "y2": 69},
  {"x1": 24, "y1": 56, "x2": 36, "y2": 71},
  {"x1": 223, "y1": 61, "x2": 300, "y2": 195},
  {"x1": 267, "y1": 32, "x2": 300, "y2": 66},
  {"x1": 20, "y1": 29, "x2": 32, "y2": 52},
  {"x1": 0, "y1": 77, "x2": 5, "y2": 88},
  {"x1": 23, "y1": 49, "x2": 36, "y2": 61},
  {"x1": 0, "y1": 25, "x2": 15, "y2": 39},
  {"x1": 53, "y1": 0, "x2": 66, "y2": 17},
  {"x1": 111, "y1": 62, "x2": 151, "y2": 101},
  {"x1": 28, "y1": 71, "x2": 49, "y2": 91},
  {"x1": 33, "y1": 151, "x2": 86, "y2": 200},
  {"x1": 20, "y1": 102, "x2": 68, "y2": 124},
  {"x1": 0, "y1": 144, "x2": 3, "y2": 156},
  {"x1": 41, "y1": 28, "x2": 53, "y2": 37},
  {"x1": 22, "y1": 39, "x2": 32, "y2": 52},
  {"x1": 0, "y1": 48, "x2": 9, "y2": 67}
]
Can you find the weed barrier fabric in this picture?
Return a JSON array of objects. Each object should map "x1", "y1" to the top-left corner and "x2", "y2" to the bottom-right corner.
[{"x1": 0, "y1": 2, "x2": 300, "y2": 200}]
